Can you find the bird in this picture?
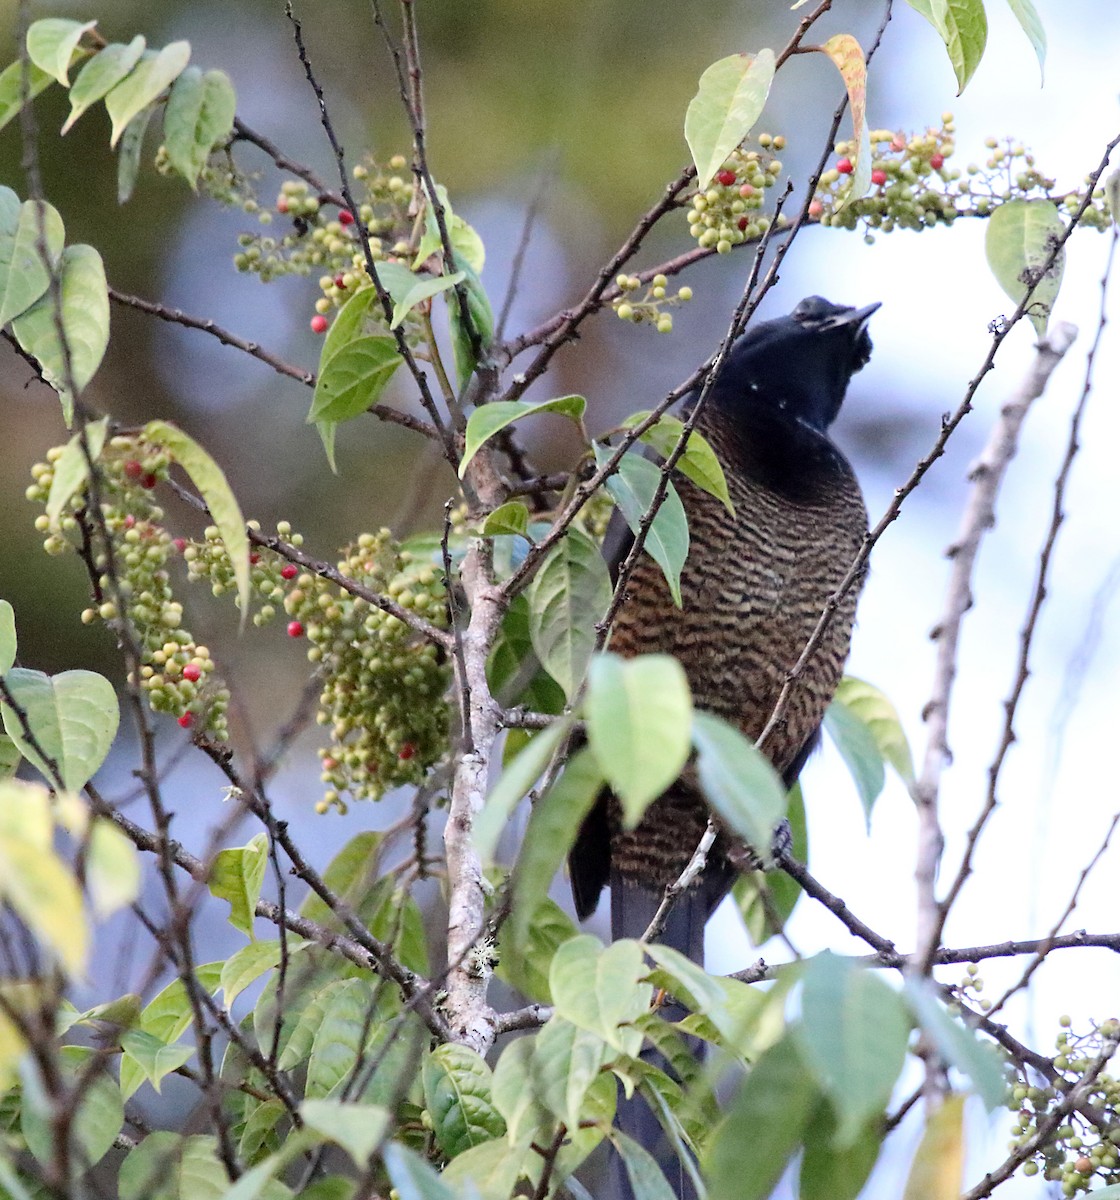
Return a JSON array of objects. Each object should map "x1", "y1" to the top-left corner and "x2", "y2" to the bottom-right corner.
[{"x1": 567, "y1": 295, "x2": 877, "y2": 1198}]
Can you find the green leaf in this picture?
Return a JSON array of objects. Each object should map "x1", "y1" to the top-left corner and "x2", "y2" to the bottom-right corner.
[
  {"x1": 390, "y1": 270, "x2": 464, "y2": 329},
  {"x1": 624, "y1": 411, "x2": 733, "y2": 514},
  {"x1": 22, "y1": 1052, "x2": 122, "y2": 1172},
  {"x1": 532, "y1": 1015, "x2": 608, "y2": 1129},
  {"x1": 447, "y1": 260, "x2": 494, "y2": 388},
  {"x1": 370, "y1": 886, "x2": 430, "y2": 974},
  {"x1": 0, "y1": 599, "x2": 15, "y2": 673},
  {"x1": 795, "y1": 952, "x2": 910, "y2": 1145},
  {"x1": 137, "y1": 961, "x2": 223, "y2": 1045},
  {"x1": 0, "y1": 735, "x2": 20, "y2": 778},
  {"x1": 585, "y1": 652, "x2": 692, "y2": 827},
  {"x1": 119, "y1": 1029, "x2": 195, "y2": 1093},
  {"x1": 510, "y1": 748, "x2": 604, "y2": 954},
  {"x1": 823, "y1": 698, "x2": 884, "y2": 827},
  {"x1": 440, "y1": 1140, "x2": 530, "y2": 1200},
  {"x1": 1006, "y1": 0, "x2": 1046, "y2": 81},
  {"x1": 904, "y1": 979, "x2": 1006, "y2": 1109},
  {"x1": 691, "y1": 709, "x2": 786, "y2": 853},
  {"x1": 460, "y1": 395, "x2": 586, "y2": 479},
  {"x1": 549, "y1": 935, "x2": 652, "y2": 1058},
  {"x1": 105, "y1": 41, "x2": 192, "y2": 148},
  {"x1": 527, "y1": 527, "x2": 612, "y2": 700},
  {"x1": 474, "y1": 717, "x2": 571, "y2": 863},
  {"x1": 145, "y1": 419, "x2": 252, "y2": 620},
  {"x1": 308, "y1": 335, "x2": 403, "y2": 425},
  {"x1": 799, "y1": 1103, "x2": 882, "y2": 1200},
  {"x1": 0, "y1": 193, "x2": 65, "y2": 328},
  {"x1": 422, "y1": 1043, "x2": 506, "y2": 1159},
  {"x1": 306, "y1": 979, "x2": 371, "y2": 1098},
  {"x1": 62, "y1": 36, "x2": 147, "y2": 133},
  {"x1": 733, "y1": 779, "x2": 806, "y2": 944},
  {"x1": 45, "y1": 416, "x2": 108, "y2": 527},
  {"x1": 595, "y1": 444, "x2": 688, "y2": 607},
  {"x1": 299, "y1": 830, "x2": 384, "y2": 928},
  {"x1": 495, "y1": 895, "x2": 577, "y2": 1003},
  {"x1": 382, "y1": 1143, "x2": 458, "y2": 1200},
  {"x1": 0, "y1": 60, "x2": 55, "y2": 136},
  {"x1": 985, "y1": 197, "x2": 1065, "y2": 336},
  {"x1": 120, "y1": 1132, "x2": 286, "y2": 1200},
  {"x1": 610, "y1": 1130, "x2": 679, "y2": 1200},
  {"x1": 209, "y1": 832, "x2": 268, "y2": 937},
  {"x1": 117, "y1": 103, "x2": 157, "y2": 204},
  {"x1": 220, "y1": 940, "x2": 284, "y2": 1010},
  {"x1": 704, "y1": 1035, "x2": 820, "y2": 1200},
  {"x1": 903, "y1": 0, "x2": 988, "y2": 93},
  {"x1": 819, "y1": 35, "x2": 872, "y2": 213},
  {"x1": 482, "y1": 500, "x2": 530, "y2": 539},
  {"x1": 300, "y1": 1099, "x2": 390, "y2": 1168},
  {"x1": 0, "y1": 666, "x2": 119, "y2": 790},
  {"x1": 87, "y1": 816, "x2": 140, "y2": 918},
  {"x1": 832, "y1": 675, "x2": 914, "y2": 784},
  {"x1": 26, "y1": 18, "x2": 96, "y2": 86},
  {"x1": 491, "y1": 1037, "x2": 549, "y2": 1145},
  {"x1": 163, "y1": 67, "x2": 237, "y2": 188},
  {"x1": 902, "y1": 1093, "x2": 964, "y2": 1200},
  {"x1": 645, "y1": 942, "x2": 736, "y2": 1040},
  {"x1": 685, "y1": 50, "x2": 776, "y2": 190},
  {"x1": 12, "y1": 243, "x2": 109, "y2": 424}
]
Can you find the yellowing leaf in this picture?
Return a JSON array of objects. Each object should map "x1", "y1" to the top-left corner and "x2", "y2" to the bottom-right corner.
[
  {"x1": 0, "y1": 833, "x2": 88, "y2": 975},
  {"x1": 87, "y1": 818, "x2": 141, "y2": 918},
  {"x1": 819, "y1": 35, "x2": 871, "y2": 213},
  {"x1": 902, "y1": 1094, "x2": 965, "y2": 1200}
]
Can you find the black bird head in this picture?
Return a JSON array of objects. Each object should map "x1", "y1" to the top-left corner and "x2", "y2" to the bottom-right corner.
[{"x1": 711, "y1": 296, "x2": 880, "y2": 433}]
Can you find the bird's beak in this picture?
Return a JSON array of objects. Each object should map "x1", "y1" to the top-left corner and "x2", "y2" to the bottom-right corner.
[{"x1": 820, "y1": 301, "x2": 881, "y2": 332}]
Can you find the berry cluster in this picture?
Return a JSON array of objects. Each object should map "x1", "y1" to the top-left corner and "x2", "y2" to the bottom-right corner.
[
  {"x1": 612, "y1": 273, "x2": 692, "y2": 332},
  {"x1": 814, "y1": 116, "x2": 1111, "y2": 242},
  {"x1": 1006, "y1": 1016, "x2": 1120, "y2": 1194},
  {"x1": 185, "y1": 525, "x2": 451, "y2": 809},
  {"x1": 27, "y1": 439, "x2": 229, "y2": 736},
  {"x1": 685, "y1": 134, "x2": 788, "y2": 255},
  {"x1": 156, "y1": 145, "x2": 269, "y2": 225},
  {"x1": 229, "y1": 158, "x2": 418, "y2": 327}
]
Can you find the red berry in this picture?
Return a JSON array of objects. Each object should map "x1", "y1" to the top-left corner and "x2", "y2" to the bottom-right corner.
[
  {"x1": 123, "y1": 514, "x2": 136, "y2": 529},
  {"x1": 287, "y1": 620, "x2": 304, "y2": 638},
  {"x1": 140, "y1": 472, "x2": 158, "y2": 490},
  {"x1": 717, "y1": 170, "x2": 737, "y2": 187},
  {"x1": 808, "y1": 199, "x2": 824, "y2": 219},
  {"x1": 739, "y1": 183, "x2": 755, "y2": 198},
  {"x1": 276, "y1": 195, "x2": 289, "y2": 214},
  {"x1": 123, "y1": 459, "x2": 143, "y2": 480},
  {"x1": 172, "y1": 537, "x2": 186, "y2": 553},
  {"x1": 182, "y1": 663, "x2": 202, "y2": 682},
  {"x1": 280, "y1": 564, "x2": 298, "y2": 580},
  {"x1": 177, "y1": 713, "x2": 193, "y2": 729},
  {"x1": 891, "y1": 136, "x2": 906, "y2": 152},
  {"x1": 338, "y1": 209, "x2": 355, "y2": 226},
  {"x1": 738, "y1": 217, "x2": 749, "y2": 231},
  {"x1": 249, "y1": 553, "x2": 261, "y2": 565},
  {"x1": 871, "y1": 168, "x2": 887, "y2": 186},
  {"x1": 930, "y1": 153, "x2": 945, "y2": 169},
  {"x1": 334, "y1": 274, "x2": 346, "y2": 288},
  {"x1": 836, "y1": 157, "x2": 853, "y2": 175},
  {"x1": 398, "y1": 743, "x2": 416, "y2": 761},
  {"x1": 310, "y1": 314, "x2": 328, "y2": 334}
]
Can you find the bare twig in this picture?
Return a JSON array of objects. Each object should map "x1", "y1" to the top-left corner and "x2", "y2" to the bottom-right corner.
[{"x1": 912, "y1": 321, "x2": 1078, "y2": 975}]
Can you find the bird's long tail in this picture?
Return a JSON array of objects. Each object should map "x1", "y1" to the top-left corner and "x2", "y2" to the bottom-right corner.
[{"x1": 609, "y1": 871, "x2": 729, "y2": 1200}]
